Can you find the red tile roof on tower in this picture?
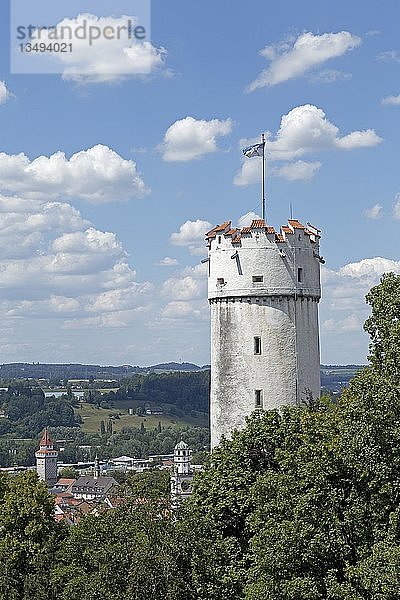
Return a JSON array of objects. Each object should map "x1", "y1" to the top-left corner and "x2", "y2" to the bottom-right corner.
[
  {"x1": 250, "y1": 219, "x2": 267, "y2": 228},
  {"x1": 214, "y1": 221, "x2": 231, "y2": 232},
  {"x1": 40, "y1": 428, "x2": 53, "y2": 447},
  {"x1": 241, "y1": 227, "x2": 252, "y2": 234},
  {"x1": 281, "y1": 226, "x2": 293, "y2": 234},
  {"x1": 288, "y1": 219, "x2": 306, "y2": 230}
]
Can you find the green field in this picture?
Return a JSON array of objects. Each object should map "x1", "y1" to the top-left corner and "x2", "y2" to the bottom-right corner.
[{"x1": 75, "y1": 402, "x2": 208, "y2": 434}]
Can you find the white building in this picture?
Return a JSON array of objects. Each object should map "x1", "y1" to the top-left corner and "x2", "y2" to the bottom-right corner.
[
  {"x1": 36, "y1": 428, "x2": 58, "y2": 487},
  {"x1": 170, "y1": 440, "x2": 194, "y2": 504},
  {"x1": 207, "y1": 218, "x2": 323, "y2": 448}
]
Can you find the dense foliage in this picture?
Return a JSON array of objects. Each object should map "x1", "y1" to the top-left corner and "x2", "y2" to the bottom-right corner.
[
  {"x1": 0, "y1": 383, "x2": 79, "y2": 438},
  {"x1": 91, "y1": 370, "x2": 211, "y2": 414}
]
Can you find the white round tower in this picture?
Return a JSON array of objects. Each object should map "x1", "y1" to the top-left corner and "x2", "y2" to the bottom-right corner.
[{"x1": 207, "y1": 218, "x2": 323, "y2": 448}]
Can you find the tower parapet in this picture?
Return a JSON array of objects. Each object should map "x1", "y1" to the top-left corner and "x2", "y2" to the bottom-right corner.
[{"x1": 207, "y1": 218, "x2": 322, "y2": 448}]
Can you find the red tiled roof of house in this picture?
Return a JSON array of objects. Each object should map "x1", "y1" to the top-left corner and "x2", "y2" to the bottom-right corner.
[
  {"x1": 250, "y1": 219, "x2": 267, "y2": 228},
  {"x1": 232, "y1": 235, "x2": 242, "y2": 244},
  {"x1": 266, "y1": 227, "x2": 276, "y2": 234},
  {"x1": 241, "y1": 227, "x2": 252, "y2": 234},
  {"x1": 57, "y1": 478, "x2": 76, "y2": 486},
  {"x1": 275, "y1": 233, "x2": 285, "y2": 243},
  {"x1": 224, "y1": 228, "x2": 238, "y2": 236},
  {"x1": 281, "y1": 226, "x2": 293, "y2": 234},
  {"x1": 214, "y1": 221, "x2": 231, "y2": 232},
  {"x1": 288, "y1": 219, "x2": 306, "y2": 230}
]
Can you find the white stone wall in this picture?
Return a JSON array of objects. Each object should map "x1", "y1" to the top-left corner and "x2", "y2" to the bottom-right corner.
[{"x1": 208, "y1": 223, "x2": 321, "y2": 448}]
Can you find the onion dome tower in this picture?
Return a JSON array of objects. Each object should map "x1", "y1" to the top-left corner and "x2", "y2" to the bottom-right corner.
[
  {"x1": 170, "y1": 440, "x2": 194, "y2": 505},
  {"x1": 206, "y1": 218, "x2": 323, "y2": 448}
]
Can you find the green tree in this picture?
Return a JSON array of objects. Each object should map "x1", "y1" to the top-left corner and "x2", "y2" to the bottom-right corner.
[
  {"x1": 185, "y1": 274, "x2": 400, "y2": 599},
  {"x1": 0, "y1": 471, "x2": 65, "y2": 599},
  {"x1": 364, "y1": 272, "x2": 400, "y2": 382},
  {"x1": 58, "y1": 466, "x2": 79, "y2": 479},
  {"x1": 52, "y1": 501, "x2": 195, "y2": 600}
]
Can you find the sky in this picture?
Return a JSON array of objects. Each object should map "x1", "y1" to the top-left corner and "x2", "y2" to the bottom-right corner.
[{"x1": 0, "y1": 0, "x2": 399, "y2": 366}]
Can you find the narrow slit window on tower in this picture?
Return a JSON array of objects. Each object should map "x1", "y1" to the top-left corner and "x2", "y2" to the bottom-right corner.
[
  {"x1": 252, "y1": 275, "x2": 263, "y2": 284},
  {"x1": 297, "y1": 267, "x2": 303, "y2": 283},
  {"x1": 255, "y1": 389, "x2": 263, "y2": 408},
  {"x1": 218, "y1": 236, "x2": 222, "y2": 244},
  {"x1": 254, "y1": 336, "x2": 262, "y2": 355}
]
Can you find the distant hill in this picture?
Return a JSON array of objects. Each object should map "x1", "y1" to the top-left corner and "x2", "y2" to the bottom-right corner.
[
  {"x1": 0, "y1": 362, "x2": 210, "y2": 380},
  {"x1": 0, "y1": 362, "x2": 363, "y2": 392}
]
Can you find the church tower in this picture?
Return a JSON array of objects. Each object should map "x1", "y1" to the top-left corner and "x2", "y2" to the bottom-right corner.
[
  {"x1": 207, "y1": 218, "x2": 322, "y2": 448},
  {"x1": 170, "y1": 440, "x2": 194, "y2": 505},
  {"x1": 35, "y1": 428, "x2": 58, "y2": 487}
]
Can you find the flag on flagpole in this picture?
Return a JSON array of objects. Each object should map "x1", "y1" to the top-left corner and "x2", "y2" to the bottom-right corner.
[{"x1": 242, "y1": 142, "x2": 265, "y2": 158}]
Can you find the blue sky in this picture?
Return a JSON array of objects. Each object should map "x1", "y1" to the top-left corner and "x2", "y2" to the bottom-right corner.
[{"x1": 0, "y1": 0, "x2": 399, "y2": 365}]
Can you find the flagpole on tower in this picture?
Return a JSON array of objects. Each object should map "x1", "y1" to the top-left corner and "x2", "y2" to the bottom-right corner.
[{"x1": 261, "y1": 132, "x2": 266, "y2": 222}]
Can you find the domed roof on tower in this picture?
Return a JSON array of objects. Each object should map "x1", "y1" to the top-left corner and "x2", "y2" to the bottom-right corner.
[{"x1": 174, "y1": 440, "x2": 188, "y2": 450}]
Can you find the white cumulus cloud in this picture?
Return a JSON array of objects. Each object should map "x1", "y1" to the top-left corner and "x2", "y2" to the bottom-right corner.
[
  {"x1": 161, "y1": 116, "x2": 232, "y2": 161},
  {"x1": 364, "y1": 203, "x2": 383, "y2": 219},
  {"x1": 155, "y1": 257, "x2": 179, "y2": 267},
  {"x1": 234, "y1": 105, "x2": 382, "y2": 186},
  {"x1": 0, "y1": 145, "x2": 149, "y2": 203},
  {"x1": 273, "y1": 160, "x2": 321, "y2": 181},
  {"x1": 237, "y1": 212, "x2": 262, "y2": 227},
  {"x1": 0, "y1": 194, "x2": 151, "y2": 327},
  {"x1": 268, "y1": 105, "x2": 382, "y2": 158},
  {"x1": 382, "y1": 94, "x2": 400, "y2": 106},
  {"x1": 247, "y1": 31, "x2": 361, "y2": 91},
  {"x1": 32, "y1": 14, "x2": 166, "y2": 84},
  {"x1": 170, "y1": 219, "x2": 212, "y2": 255},
  {"x1": 320, "y1": 257, "x2": 400, "y2": 362}
]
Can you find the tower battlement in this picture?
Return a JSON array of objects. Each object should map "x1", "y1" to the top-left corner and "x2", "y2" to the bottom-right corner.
[
  {"x1": 206, "y1": 218, "x2": 323, "y2": 302},
  {"x1": 207, "y1": 217, "x2": 322, "y2": 448}
]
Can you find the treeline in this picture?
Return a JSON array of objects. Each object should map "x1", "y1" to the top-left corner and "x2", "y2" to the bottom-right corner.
[
  {"x1": 55, "y1": 424, "x2": 210, "y2": 464},
  {"x1": 0, "y1": 361, "x2": 208, "y2": 380},
  {"x1": 0, "y1": 383, "x2": 79, "y2": 439},
  {"x1": 85, "y1": 370, "x2": 211, "y2": 414},
  {"x1": 0, "y1": 423, "x2": 209, "y2": 467}
]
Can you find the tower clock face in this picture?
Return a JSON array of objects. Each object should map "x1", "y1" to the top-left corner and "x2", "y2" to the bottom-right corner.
[{"x1": 181, "y1": 479, "x2": 190, "y2": 492}]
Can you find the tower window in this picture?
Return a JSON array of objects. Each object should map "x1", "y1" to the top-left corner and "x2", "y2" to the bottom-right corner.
[
  {"x1": 255, "y1": 389, "x2": 263, "y2": 408},
  {"x1": 254, "y1": 336, "x2": 262, "y2": 355},
  {"x1": 252, "y1": 275, "x2": 263, "y2": 283},
  {"x1": 217, "y1": 277, "x2": 225, "y2": 286},
  {"x1": 297, "y1": 267, "x2": 303, "y2": 283},
  {"x1": 218, "y1": 236, "x2": 222, "y2": 244}
]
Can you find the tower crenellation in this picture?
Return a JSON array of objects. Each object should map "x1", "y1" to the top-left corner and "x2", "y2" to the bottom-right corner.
[{"x1": 207, "y1": 217, "x2": 322, "y2": 448}]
